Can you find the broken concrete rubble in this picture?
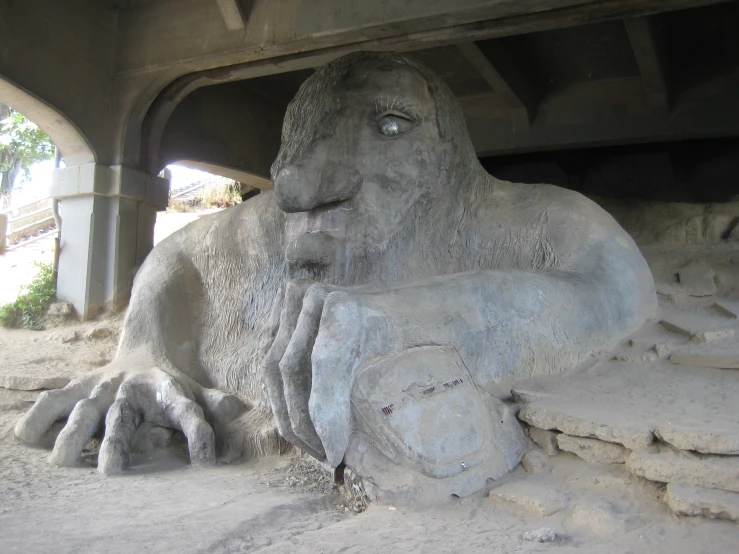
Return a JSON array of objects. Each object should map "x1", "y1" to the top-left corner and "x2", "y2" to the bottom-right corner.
[
  {"x1": 0, "y1": 374, "x2": 70, "y2": 391},
  {"x1": 522, "y1": 528, "x2": 557, "y2": 542},
  {"x1": 557, "y1": 435, "x2": 630, "y2": 465},
  {"x1": 518, "y1": 404, "x2": 653, "y2": 450},
  {"x1": 626, "y1": 447, "x2": 739, "y2": 493},
  {"x1": 664, "y1": 482, "x2": 739, "y2": 523},
  {"x1": 655, "y1": 425, "x2": 739, "y2": 455},
  {"x1": 46, "y1": 302, "x2": 74, "y2": 318}
]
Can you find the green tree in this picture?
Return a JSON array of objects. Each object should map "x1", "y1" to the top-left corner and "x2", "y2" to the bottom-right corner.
[{"x1": 0, "y1": 104, "x2": 54, "y2": 208}]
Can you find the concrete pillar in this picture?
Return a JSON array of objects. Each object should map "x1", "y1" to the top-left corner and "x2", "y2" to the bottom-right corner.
[
  {"x1": 0, "y1": 212, "x2": 7, "y2": 254},
  {"x1": 51, "y1": 164, "x2": 169, "y2": 319}
]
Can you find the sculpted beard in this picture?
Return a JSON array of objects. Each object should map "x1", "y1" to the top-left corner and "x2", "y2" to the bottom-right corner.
[{"x1": 285, "y1": 181, "x2": 472, "y2": 287}]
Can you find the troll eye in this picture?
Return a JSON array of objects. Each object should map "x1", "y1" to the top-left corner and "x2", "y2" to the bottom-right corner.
[{"x1": 377, "y1": 112, "x2": 414, "y2": 137}]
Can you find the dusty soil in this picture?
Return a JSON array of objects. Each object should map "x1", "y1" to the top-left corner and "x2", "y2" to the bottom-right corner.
[
  {"x1": 1, "y1": 304, "x2": 738, "y2": 552},
  {"x1": 1, "y1": 394, "x2": 738, "y2": 553}
]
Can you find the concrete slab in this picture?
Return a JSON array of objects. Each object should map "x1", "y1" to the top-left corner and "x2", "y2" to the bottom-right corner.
[
  {"x1": 557, "y1": 435, "x2": 630, "y2": 465},
  {"x1": 626, "y1": 447, "x2": 739, "y2": 492},
  {"x1": 517, "y1": 341, "x2": 739, "y2": 452},
  {"x1": 665, "y1": 482, "x2": 739, "y2": 522},
  {"x1": 0, "y1": 373, "x2": 70, "y2": 391},
  {"x1": 655, "y1": 425, "x2": 739, "y2": 455}
]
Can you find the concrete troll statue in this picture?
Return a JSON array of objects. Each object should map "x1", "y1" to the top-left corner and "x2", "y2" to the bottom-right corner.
[{"x1": 15, "y1": 52, "x2": 657, "y2": 503}]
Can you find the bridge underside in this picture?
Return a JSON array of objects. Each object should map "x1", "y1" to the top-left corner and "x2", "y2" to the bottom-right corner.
[{"x1": 1, "y1": 0, "x2": 737, "y2": 317}]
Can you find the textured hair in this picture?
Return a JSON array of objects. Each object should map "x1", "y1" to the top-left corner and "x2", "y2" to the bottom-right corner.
[{"x1": 270, "y1": 51, "x2": 479, "y2": 187}]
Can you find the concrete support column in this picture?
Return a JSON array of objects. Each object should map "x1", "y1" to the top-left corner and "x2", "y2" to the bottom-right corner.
[
  {"x1": 51, "y1": 164, "x2": 169, "y2": 319},
  {"x1": 0, "y1": 212, "x2": 7, "y2": 254}
]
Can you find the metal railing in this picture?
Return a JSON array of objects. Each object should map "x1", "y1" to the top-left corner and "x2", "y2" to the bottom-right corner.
[{"x1": 1, "y1": 198, "x2": 56, "y2": 250}]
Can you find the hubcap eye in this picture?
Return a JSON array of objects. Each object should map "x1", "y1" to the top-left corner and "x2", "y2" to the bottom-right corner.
[
  {"x1": 376, "y1": 113, "x2": 414, "y2": 137},
  {"x1": 380, "y1": 118, "x2": 399, "y2": 136}
]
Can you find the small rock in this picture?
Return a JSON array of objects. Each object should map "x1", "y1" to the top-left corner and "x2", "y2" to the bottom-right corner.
[
  {"x1": 664, "y1": 482, "x2": 739, "y2": 522},
  {"x1": 522, "y1": 528, "x2": 557, "y2": 542},
  {"x1": 47, "y1": 330, "x2": 78, "y2": 344},
  {"x1": 489, "y1": 480, "x2": 570, "y2": 516},
  {"x1": 626, "y1": 447, "x2": 739, "y2": 492},
  {"x1": 528, "y1": 427, "x2": 560, "y2": 456},
  {"x1": 85, "y1": 327, "x2": 112, "y2": 340},
  {"x1": 521, "y1": 449, "x2": 550, "y2": 474},
  {"x1": 678, "y1": 267, "x2": 716, "y2": 297},
  {"x1": 47, "y1": 302, "x2": 74, "y2": 317},
  {"x1": 557, "y1": 435, "x2": 630, "y2": 465},
  {"x1": 654, "y1": 343, "x2": 671, "y2": 357}
]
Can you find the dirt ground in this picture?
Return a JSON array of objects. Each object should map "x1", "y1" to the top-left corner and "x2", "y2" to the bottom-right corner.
[
  {"x1": 1, "y1": 207, "x2": 739, "y2": 553},
  {"x1": 1, "y1": 394, "x2": 738, "y2": 553}
]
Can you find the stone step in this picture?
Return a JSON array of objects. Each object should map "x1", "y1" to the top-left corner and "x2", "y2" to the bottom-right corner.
[
  {"x1": 655, "y1": 425, "x2": 739, "y2": 455},
  {"x1": 626, "y1": 447, "x2": 739, "y2": 493},
  {"x1": 664, "y1": 482, "x2": 739, "y2": 523},
  {"x1": 557, "y1": 434, "x2": 630, "y2": 465},
  {"x1": 0, "y1": 374, "x2": 71, "y2": 391}
]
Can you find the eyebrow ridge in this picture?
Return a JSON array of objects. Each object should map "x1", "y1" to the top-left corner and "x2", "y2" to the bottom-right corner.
[{"x1": 373, "y1": 94, "x2": 423, "y2": 120}]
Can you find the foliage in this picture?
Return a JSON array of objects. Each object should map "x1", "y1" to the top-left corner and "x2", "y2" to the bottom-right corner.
[
  {"x1": 0, "y1": 104, "x2": 55, "y2": 201},
  {"x1": 167, "y1": 180, "x2": 242, "y2": 212},
  {"x1": 167, "y1": 197, "x2": 193, "y2": 212},
  {"x1": 0, "y1": 262, "x2": 56, "y2": 330},
  {"x1": 202, "y1": 181, "x2": 242, "y2": 208}
]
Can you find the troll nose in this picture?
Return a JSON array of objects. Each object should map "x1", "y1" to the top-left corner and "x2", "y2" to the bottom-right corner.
[{"x1": 274, "y1": 162, "x2": 363, "y2": 213}]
